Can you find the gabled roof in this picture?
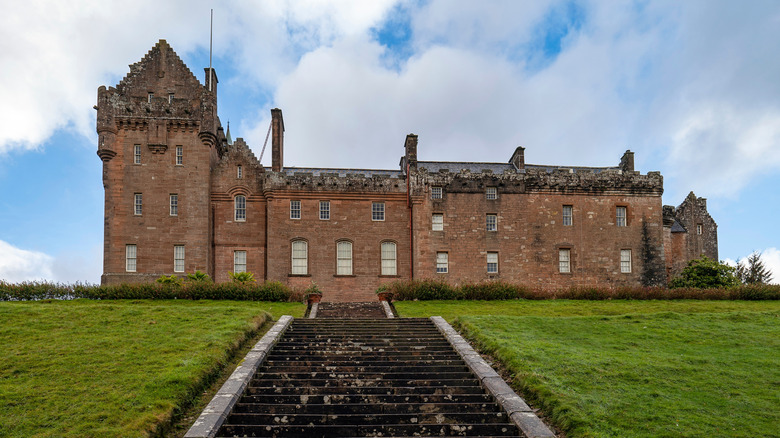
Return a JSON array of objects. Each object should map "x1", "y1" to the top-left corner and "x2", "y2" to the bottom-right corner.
[{"x1": 115, "y1": 39, "x2": 202, "y2": 93}]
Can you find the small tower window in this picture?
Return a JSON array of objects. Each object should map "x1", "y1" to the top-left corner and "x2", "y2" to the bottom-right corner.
[
  {"x1": 168, "y1": 93, "x2": 174, "y2": 103},
  {"x1": 237, "y1": 165, "x2": 243, "y2": 179},
  {"x1": 147, "y1": 92, "x2": 154, "y2": 103},
  {"x1": 176, "y1": 145, "x2": 183, "y2": 165}
]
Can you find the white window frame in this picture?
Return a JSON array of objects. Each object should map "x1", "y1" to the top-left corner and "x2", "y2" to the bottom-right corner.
[
  {"x1": 697, "y1": 224, "x2": 702, "y2": 235},
  {"x1": 174, "y1": 245, "x2": 185, "y2": 273},
  {"x1": 337, "y1": 241, "x2": 353, "y2": 275},
  {"x1": 563, "y1": 205, "x2": 573, "y2": 226},
  {"x1": 175, "y1": 145, "x2": 183, "y2": 166},
  {"x1": 170, "y1": 194, "x2": 178, "y2": 216},
  {"x1": 486, "y1": 187, "x2": 497, "y2": 200},
  {"x1": 237, "y1": 165, "x2": 243, "y2": 179},
  {"x1": 559, "y1": 248, "x2": 571, "y2": 273},
  {"x1": 147, "y1": 92, "x2": 153, "y2": 103},
  {"x1": 291, "y1": 240, "x2": 308, "y2": 275},
  {"x1": 381, "y1": 242, "x2": 397, "y2": 276},
  {"x1": 372, "y1": 202, "x2": 385, "y2": 221},
  {"x1": 134, "y1": 145, "x2": 141, "y2": 164},
  {"x1": 487, "y1": 252, "x2": 498, "y2": 274},
  {"x1": 436, "y1": 252, "x2": 448, "y2": 273},
  {"x1": 432, "y1": 213, "x2": 444, "y2": 231},
  {"x1": 290, "y1": 200, "x2": 301, "y2": 220},
  {"x1": 234, "y1": 250, "x2": 247, "y2": 273},
  {"x1": 125, "y1": 244, "x2": 137, "y2": 272},
  {"x1": 168, "y1": 93, "x2": 174, "y2": 104},
  {"x1": 486, "y1": 214, "x2": 497, "y2": 232},
  {"x1": 620, "y1": 249, "x2": 632, "y2": 273},
  {"x1": 616, "y1": 206, "x2": 627, "y2": 227},
  {"x1": 431, "y1": 187, "x2": 443, "y2": 199},
  {"x1": 134, "y1": 193, "x2": 142, "y2": 216},
  {"x1": 319, "y1": 201, "x2": 330, "y2": 220},
  {"x1": 235, "y1": 195, "x2": 246, "y2": 221}
]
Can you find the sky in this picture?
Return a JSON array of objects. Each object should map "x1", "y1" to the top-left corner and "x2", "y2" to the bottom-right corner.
[{"x1": 1, "y1": 0, "x2": 779, "y2": 284}]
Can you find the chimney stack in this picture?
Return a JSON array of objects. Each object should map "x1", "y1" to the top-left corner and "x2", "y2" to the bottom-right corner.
[
  {"x1": 620, "y1": 150, "x2": 634, "y2": 172},
  {"x1": 271, "y1": 108, "x2": 284, "y2": 172},
  {"x1": 510, "y1": 147, "x2": 525, "y2": 170},
  {"x1": 404, "y1": 134, "x2": 418, "y2": 170}
]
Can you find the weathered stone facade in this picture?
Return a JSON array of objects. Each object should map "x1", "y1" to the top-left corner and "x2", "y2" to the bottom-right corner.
[{"x1": 97, "y1": 41, "x2": 717, "y2": 300}]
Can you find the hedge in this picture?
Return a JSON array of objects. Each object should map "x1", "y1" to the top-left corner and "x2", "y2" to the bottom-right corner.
[
  {"x1": 383, "y1": 280, "x2": 780, "y2": 301},
  {"x1": 0, "y1": 280, "x2": 304, "y2": 302}
]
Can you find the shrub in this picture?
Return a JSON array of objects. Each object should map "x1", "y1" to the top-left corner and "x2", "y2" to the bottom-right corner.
[
  {"x1": 669, "y1": 256, "x2": 741, "y2": 289},
  {"x1": 186, "y1": 270, "x2": 213, "y2": 283},
  {"x1": 156, "y1": 275, "x2": 182, "y2": 286},
  {"x1": 229, "y1": 271, "x2": 256, "y2": 283}
]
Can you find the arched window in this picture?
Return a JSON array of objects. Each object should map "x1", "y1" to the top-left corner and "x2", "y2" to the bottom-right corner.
[
  {"x1": 291, "y1": 240, "x2": 308, "y2": 275},
  {"x1": 235, "y1": 195, "x2": 246, "y2": 221},
  {"x1": 381, "y1": 242, "x2": 397, "y2": 275},
  {"x1": 336, "y1": 241, "x2": 352, "y2": 275}
]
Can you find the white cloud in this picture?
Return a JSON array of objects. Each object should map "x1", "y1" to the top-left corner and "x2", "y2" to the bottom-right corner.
[
  {"x1": 0, "y1": 240, "x2": 54, "y2": 283},
  {"x1": 761, "y1": 248, "x2": 780, "y2": 285}
]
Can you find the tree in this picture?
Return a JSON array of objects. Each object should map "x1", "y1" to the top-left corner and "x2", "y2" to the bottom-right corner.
[
  {"x1": 736, "y1": 251, "x2": 773, "y2": 285},
  {"x1": 669, "y1": 256, "x2": 740, "y2": 289}
]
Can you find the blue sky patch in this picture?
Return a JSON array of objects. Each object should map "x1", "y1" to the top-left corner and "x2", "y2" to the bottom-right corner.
[
  {"x1": 370, "y1": 1, "x2": 420, "y2": 70},
  {"x1": 525, "y1": 1, "x2": 586, "y2": 72}
]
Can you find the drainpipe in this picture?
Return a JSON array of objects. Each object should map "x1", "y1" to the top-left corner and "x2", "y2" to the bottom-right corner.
[{"x1": 407, "y1": 162, "x2": 414, "y2": 280}]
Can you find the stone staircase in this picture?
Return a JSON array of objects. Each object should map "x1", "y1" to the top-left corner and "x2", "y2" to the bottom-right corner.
[
  {"x1": 315, "y1": 301, "x2": 389, "y2": 319},
  {"x1": 214, "y1": 318, "x2": 523, "y2": 437}
]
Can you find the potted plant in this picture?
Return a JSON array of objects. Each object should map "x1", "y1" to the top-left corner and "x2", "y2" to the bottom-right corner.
[
  {"x1": 305, "y1": 283, "x2": 323, "y2": 304},
  {"x1": 375, "y1": 284, "x2": 394, "y2": 302}
]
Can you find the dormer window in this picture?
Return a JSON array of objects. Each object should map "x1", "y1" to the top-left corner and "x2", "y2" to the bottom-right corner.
[{"x1": 147, "y1": 92, "x2": 154, "y2": 103}]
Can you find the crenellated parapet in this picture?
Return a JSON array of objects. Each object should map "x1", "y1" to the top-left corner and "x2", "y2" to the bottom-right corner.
[{"x1": 263, "y1": 169, "x2": 406, "y2": 196}]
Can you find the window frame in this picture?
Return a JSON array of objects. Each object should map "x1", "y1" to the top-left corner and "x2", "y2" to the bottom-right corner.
[
  {"x1": 372, "y1": 202, "x2": 385, "y2": 221},
  {"x1": 620, "y1": 249, "x2": 632, "y2": 273},
  {"x1": 237, "y1": 165, "x2": 243, "y2": 179},
  {"x1": 134, "y1": 193, "x2": 142, "y2": 216},
  {"x1": 486, "y1": 187, "x2": 497, "y2": 200},
  {"x1": 290, "y1": 200, "x2": 301, "y2": 220},
  {"x1": 486, "y1": 214, "x2": 497, "y2": 232},
  {"x1": 431, "y1": 187, "x2": 443, "y2": 199},
  {"x1": 381, "y1": 241, "x2": 397, "y2": 276},
  {"x1": 563, "y1": 205, "x2": 573, "y2": 226},
  {"x1": 234, "y1": 250, "x2": 247, "y2": 273},
  {"x1": 173, "y1": 245, "x2": 185, "y2": 273},
  {"x1": 432, "y1": 213, "x2": 444, "y2": 231},
  {"x1": 336, "y1": 240, "x2": 353, "y2": 275},
  {"x1": 616, "y1": 206, "x2": 627, "y2": 227},
  {"x1": 133, "y1": 145, "x2": 141, "y2": 164},
  {"x1": 291, "y1": 240, "x2": 308, "y2": 275},
  {"x1": 436, "y1": 252, "x2": 449, "y2": 274},
  {"x1": 147, "y1": 92, "x2": 154, "y2": 103},
  {"x1": 319, "y1": 201, "x2": 330, "y2": 220},
  {"x1": 487, "y1": 252, "x2": 499, "y2": 274},
  {"x1": 125, "y1": 244, "x2": 137, "y2": 272},
  {"x1": 559, "y1": 248, "x2": 571, "y2": 273},
  {"x1": 169, "y1": 194, "x2": 178, "y2": 216},
  {"x1": 696, "y1": 224, "x2": 703, "y2": 235},
  {"x1": 175, "y1": 145, "x2": 183, "y2": 166},
  {"x1": 234, "y1": 195, "x2": 246, "y2": 222}
]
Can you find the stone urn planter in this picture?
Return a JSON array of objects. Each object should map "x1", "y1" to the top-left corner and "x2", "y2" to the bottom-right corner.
[
  {"x1": 306, "y1": 293, "x2": 322, "y2": 304},
  {"x1": 376, "y1": 291, "x2": 394, "y2": 302}
]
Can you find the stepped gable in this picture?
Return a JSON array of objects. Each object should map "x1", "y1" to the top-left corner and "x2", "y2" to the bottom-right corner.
[{"x1": 115, "y1": 39, "x2": 202, "y2": 95}]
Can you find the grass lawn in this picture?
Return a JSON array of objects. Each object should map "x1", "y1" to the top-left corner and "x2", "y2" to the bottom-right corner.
[
  {"x1": 396, "y1": 300, "x2": 780, "y2": 437},
  {"x1": 0, "y1": 299, "x2": 304, "y2": 438}
]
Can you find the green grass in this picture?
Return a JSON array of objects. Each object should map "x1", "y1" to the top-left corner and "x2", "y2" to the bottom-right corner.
[
  {"x1": 0, "y1": 299, "x2": 304, "y2": 438},
  {"x1": 396, "y1": 300, "x2": 780, "y2": 437}
]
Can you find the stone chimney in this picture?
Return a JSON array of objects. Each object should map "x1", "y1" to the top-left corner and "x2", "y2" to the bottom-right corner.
[
  {"x1": 404, "y1": 134, "x2": 418, "y2": 170},
  {"x1": 204, "y1": 68, "x2": 218, "y2": 96},
  {"x1": 271, "y1": 108, "x2": 284, "y2": 172},
  {"x1": 620, "y1": 150, "x2": 634, "y2": 172},
  {"x1": 509, "y1": 147, "x2": 525, "y2": 170}
]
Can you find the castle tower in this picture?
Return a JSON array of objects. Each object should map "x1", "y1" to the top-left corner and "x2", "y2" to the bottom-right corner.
[{"x1": 97, "y1": 40, "x2": 223, "y2": 284}]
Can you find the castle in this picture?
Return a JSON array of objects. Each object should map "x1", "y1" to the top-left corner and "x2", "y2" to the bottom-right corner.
[{"x1": 96, "y1": 40, "x2": 717, "y2": 301}]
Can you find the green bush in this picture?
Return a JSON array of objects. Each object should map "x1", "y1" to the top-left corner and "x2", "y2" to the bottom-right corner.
[
  {"x1": 186, "y1": 270, "x2": 213, "y2": 283},
  {"x1": 670, "y1": 256, "x2": 741, "y2": 289},
  {"x1": 229, "y1": 271, "x2": 256, "y2": 283}
]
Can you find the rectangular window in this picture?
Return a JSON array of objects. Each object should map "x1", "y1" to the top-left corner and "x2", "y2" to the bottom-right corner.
[
  {"x1": 237, "y1": 166, "x2": 243, "y2": 179},
  {"x1": 147, "y1": 92, "x2": 153, "y2": 103},
  {"x1": 486, "y1": 187, "x2": 497, "y2": 200},
  {"x1": 372, "y1": 202, "x2": 385, "y2": 221},
  {"x1": 169, "y1": 194, "x2": 178, "y2": 216},
  {"x1": 176, "y1": 145, "x2": 183, "y2": 165},
  {"x1": 620, "y1": 249, "x2": 632, "y2": 273},
  {"x1": 563, "y1": 205, "x2": 573, "y2": 226},
  {"x1": 235, "y1": 196, "x2": 246, "y2": 221},
  {"x1": 432, "y1": 213, "x2": 444, "y2": 231},
  {"x1": 320, "y1": 201, "x2": 330, "y2": 220},
  {"x1": 487, "y1": 252, "x2": 498, "y2": 273},
  {"x1": 234, "y1": 250, "x2": 247, "y2": 273},
  {"x1": 559, "y1": 249, "x2": 571, "y2": 273},
  {"x1": 125, "y1": 244, "x2": 137, "y2": 272},
  {"x1": 381, "y1": 242, "x2": 397, "y2": 275},
  {"x1": 436, "y1": 252, "x2": 449, "y2": 273},
  {"x1": 290, "y1": 200, "x2": 301, "y2": 219},
  {"x1": 431, "y1": 187, "x2": 443, "y2": 199},
  {"x1": 134, "y1": 193, "x2": 142, "y2": 216},
  {"x1": 168, "y1": 93, "x2": 174, "y2": 104},
  {"x1": 697, "y1": 224, "x2": 702, "y2": 235},
  {"x1": 616, "y1": 206, "x2": 627, "y2": 227},
  {"x1": 134, "y1": 145, "x2": 141, "y2": 164},
  {"x1": 337, "y1": 241, "x2": 352, "y2": 275},
  {"x1": 486, "y1": 214, "x2": 497, "y2": 232},
  {"x1": 174, "y1": 245, "x2": 185, "y2": 273},
  {"x1": 291, "y1": 240, "x2": 308, "y2": 275}
]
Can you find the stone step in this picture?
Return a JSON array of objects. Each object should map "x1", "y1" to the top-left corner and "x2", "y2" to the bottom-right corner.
[
  {"x1": 217, "y1": 423, "x2": 520, "y2": 437},
  {"x1": 247, "y1": 378, "x2": 482, "y2": 388},
  {"x1": 226, "y1": 412, "x2": 510, "y2": 426},
  {"x1": 257, "y1": 364, "x2": 470, "y2": 373},
  {"x1": 238, "y1": 393, "x2": 495, "y2": 404},
  {"x1": 253, "y1": 371, "x2": 475, "y2": 380},
  {"x1": 232, "y1": 402, "x2": 503, "y2": 415}
]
